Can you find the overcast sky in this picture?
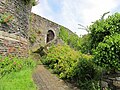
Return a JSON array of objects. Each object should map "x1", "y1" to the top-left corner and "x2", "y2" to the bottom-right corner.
[{"x1": 32, "y1": 0, "x2": 120, "y2": 36}]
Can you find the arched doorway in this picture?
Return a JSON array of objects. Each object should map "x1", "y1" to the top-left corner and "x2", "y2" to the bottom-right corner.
[{"x1": 46, "y1": 30, "x2": 55, "y2": 43}]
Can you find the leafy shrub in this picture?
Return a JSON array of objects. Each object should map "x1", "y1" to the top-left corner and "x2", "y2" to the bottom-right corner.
[
  {"x1": 0, "y1": 56, "x2": 36, "y2": 78},
  {"x1": 59, "y1": 26, "x2": 92, "y2": 54},
  {"x1": 42, "y1": 45, "x2": 80, "y2": 79},
  {"x1": 89, "y1": 13, "x2": 120, "y2": 50},
  {"x1": 42, "y1": 45, "x2": 102, "y2": 89},
  {"x1": 59, "y1": 26, "x2": 69, "y2": 43},
  {"x1": 74, "y1": 55, "x2": 102, "y2": 90},
  {"x1": 23, "y1": 0, "x2": 36, "y2": 6},
  {"x1": 80, "y1": 34, "x2": 91, "y2": 54},
  {"x1": 68, "y1": 33, "x2": 81, "y2": 50},
  {"x1": 59, "y1": 26, "x2": 81, "y2": 51},
  {"x1": 94, "y1": 33, "x2": 120, "y2": 71}
]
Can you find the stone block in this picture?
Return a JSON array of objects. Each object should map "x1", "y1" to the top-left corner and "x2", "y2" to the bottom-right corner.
[
  {"x1": 101, "y1": 81, "x2": 108, "y2": 88},
  {"x1": 113, "y1": 81, "x2": 120, "y2": 87}
]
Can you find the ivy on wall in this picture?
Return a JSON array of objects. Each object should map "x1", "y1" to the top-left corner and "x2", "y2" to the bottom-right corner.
[
  {"x1": 0, "y1": 13, "x2": 13, "y2": 24},
  {"x1": 23, "y1": 0, "x2": 37, "y2": 6}
]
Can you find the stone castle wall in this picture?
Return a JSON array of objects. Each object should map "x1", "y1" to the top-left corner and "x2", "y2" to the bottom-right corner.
[
  {"x1": 29, "y1": 13, "x2": 73, "y2": 52},
  {"x1": 0, "y1": 0, "x2": 32, "y2": 38},
  {"x1": 0, "y1": 1, "x2": 119, "y2": 89},
  {"x1": 0, "y1": 0, "x2": 32, "y2": 56},
  {"x1": 0, "y1": 31, "x2": 28, "y2": 57},
  {"x1": 0, "y1": 0, "x2": 74, "y2": 55}
]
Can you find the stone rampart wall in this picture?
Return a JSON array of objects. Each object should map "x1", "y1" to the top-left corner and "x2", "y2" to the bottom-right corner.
[
  {"x1": 0, "y1": 0, "x2": 32, "y2": 38},
  {"x1": 0, "y1": 31, "x2": 28, "y2": 57}
]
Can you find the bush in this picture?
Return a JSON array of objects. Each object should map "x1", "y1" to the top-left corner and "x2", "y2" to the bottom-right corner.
[
  {"x1": 59, "y1": 26, "x2": 91, "y2": 53},
  {"x1": 0, "y1": 56, "x2": 36, "y2": 78},
  {"x1": 94, "y1": 33, "x2": 120, "y2": 71},
  {"x1": 89, "y1": 13, "x2": 120, "y2": 50},
  {"x1": 59, "y1": 26, "x2": 81, "y2": 51},
  {"x1": 74, "y1": 55, "x2": 102, "y2": 90},
  {"x1": 42, "y1": 45, "x2": 102, "y2": 89},
  {"x1": 59, "y1": 26, "x2": 69, "y2": 43},
  {"x1": 42, "y1": 45, "x2": 80, "y2": 79},
  {"x1": 80, "y1": 34, "x2": 91, "y2": 54}
]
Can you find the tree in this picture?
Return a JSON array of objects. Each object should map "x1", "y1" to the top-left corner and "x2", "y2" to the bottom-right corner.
[
  {"x1": 89, "y1": 13, "x2": 120, "y2": 50},
  {"x1": 89, "y1": 13, "x2": 120, "y2": 71}
]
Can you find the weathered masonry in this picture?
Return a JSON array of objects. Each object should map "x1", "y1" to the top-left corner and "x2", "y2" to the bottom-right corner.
[
  {"x1": 0, "y1": 0, "x2": 72, "y2": 56},
  {"x1": 29, "y1": 13, "x2": 72, "y2": 52},
  {"x1": 0, "y1": 0, "x2": 32, "y2": 56},
  {"x1": 0, "y1": 31, "x2": 28, "y2": 56},
  {"x1": 0, "y1": 0, "x2": 32, "y2": 38}
]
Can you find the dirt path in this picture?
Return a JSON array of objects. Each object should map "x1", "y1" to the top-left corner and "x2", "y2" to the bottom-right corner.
[{"x1": 32, "y1": 65, "x2": 79, "y2": 90}]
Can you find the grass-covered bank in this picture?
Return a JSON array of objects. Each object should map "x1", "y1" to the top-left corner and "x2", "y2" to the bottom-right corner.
[
  {"x1": 0, "y1": 68, "x2": 36, "y2": 90},
  {"x1": 0, "y1": 56, "x2": 37, "y2": 90}
]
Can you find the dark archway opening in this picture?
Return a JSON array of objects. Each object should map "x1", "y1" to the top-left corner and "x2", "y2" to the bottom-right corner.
[{"x1": 46, "y1": 30, "x2": 55, "y2": 43}]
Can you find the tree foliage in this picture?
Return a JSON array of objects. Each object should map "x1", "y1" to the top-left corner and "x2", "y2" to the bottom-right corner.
[
  {"x1": 94, "y1": 33, "x2": 120, "y2": 71},
  {"x1": 59, "y1": 26, "x2": 92, "y2": 54},
  {"x1": 89, "y1": 13, "x2": 120, "y2": 50},
  {"x1": 89, "y1": 13, "x2": 120, "y2": 71},
  {"x1": 59, "y1": 26, "x2": 82, "y2": 51},
  {"x1": 23, "y1": 0, "x2": 36, "y2": 6},
  {"x1": 80, "y1": 34, "x2": 91, "y2": 54}
]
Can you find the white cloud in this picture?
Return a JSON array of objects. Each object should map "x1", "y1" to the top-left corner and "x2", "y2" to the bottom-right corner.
[
  {"x1": 32, "y1": 0, "x2": 54, "y2": 19},
  {"x1": 32, "y1": 0, "x2": 120, "y2": 35},
  {"x1": 81, "y1": 0, "x2": 119, "y2": 25}
]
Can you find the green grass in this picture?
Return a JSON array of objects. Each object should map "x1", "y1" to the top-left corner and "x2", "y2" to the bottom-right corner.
[{"x1": 0, "y1": 68, "x2": 36, "y2": 90}]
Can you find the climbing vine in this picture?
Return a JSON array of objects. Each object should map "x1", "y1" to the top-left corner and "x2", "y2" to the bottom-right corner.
[
  {"x1": 0, "y1": 13, "x2": 13, "y2": 24},
  {"x1": 23, "y1": 0, "x2": 37, "y2": 6}
]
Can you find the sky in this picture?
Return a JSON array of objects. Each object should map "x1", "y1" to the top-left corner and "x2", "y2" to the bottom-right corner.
[{"x1": 32, "y1": 0, "x2": 120, "y2": 36}]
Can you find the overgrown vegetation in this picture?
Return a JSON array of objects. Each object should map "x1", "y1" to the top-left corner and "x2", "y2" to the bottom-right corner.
[
  {"x1": 89, "y1": 13, "x2": 120, "y2": 71},
  {"x1": 89, "y1": 13, "x2": 120, "y2": 50},
  {"x1": 94, "y1": 33, "x2": 120, "y2": 71},
  {"x1": 0, "y1": 56, "x2": 36, "y2": 90},
  {"x1": 0, "y1": 69, "x2": 36, "y2": 90},
  {"x1": 42, "y1": 45, "x2": 80, "y2": 79},
  {"x1": 59, "y1": 26, "x2": 91, "y2": 54},
  {"x1": 79, "y1": 34, "x2": 91, "y2": 54},
  {"x1": 29, "y1": 29, "x2": 37, "y2": 44},
  {"x1": 0, "y1": 13, "x2": 13, "y2": 24},
  {"x1": 41, "y1": 45, "x2": 102, "y2": 90},
  {"x1": 0, "y1": 56, "x2": 36, "y2": 77},
  {"x1": 41, "y1": 12, "x2": 120, "y2": 89},
  {"x1": 59, "y1": 26, "x2": 81, "y2": 51},
  {"x1": 23, "y1": 0, "x2": 36, "y2": 6}
]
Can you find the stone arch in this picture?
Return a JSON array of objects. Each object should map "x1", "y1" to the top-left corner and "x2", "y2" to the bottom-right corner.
[{"x1": 46, "y1": 30, "x2": 55, "y2": 43}]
